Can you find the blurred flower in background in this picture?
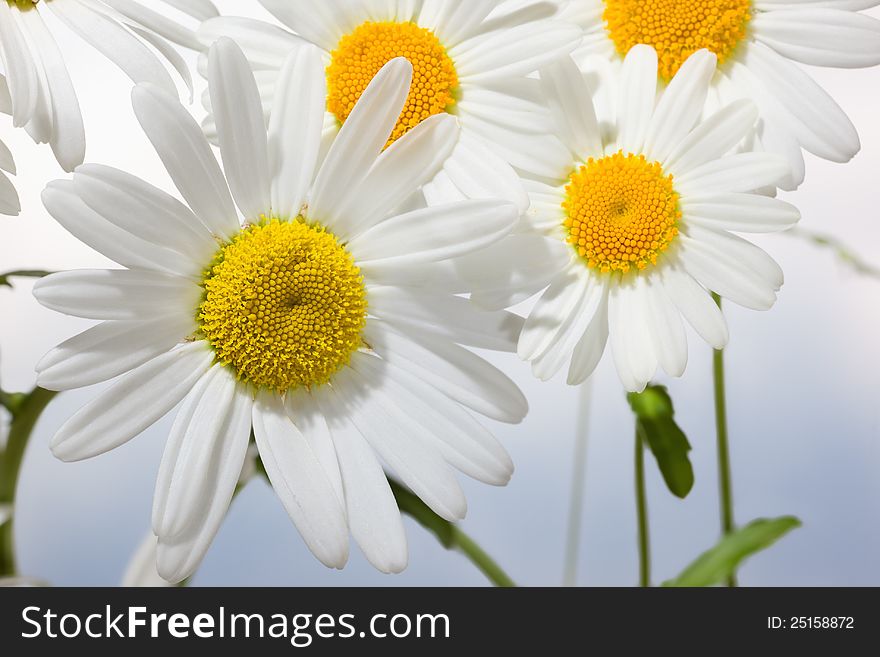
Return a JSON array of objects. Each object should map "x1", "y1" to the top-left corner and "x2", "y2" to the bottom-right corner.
[
  {"x1": 560, "y1": 0, "x2": 880, "y2": 189},
  {"x1": 197, "y1": 0, "x2": 581, "y2": 209},
  {"x1": 0, "y1": 0, "x2": 217, "y2": 170}
]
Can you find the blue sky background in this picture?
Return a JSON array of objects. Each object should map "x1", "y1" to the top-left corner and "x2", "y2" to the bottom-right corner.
[{"x1": 1, "y1": 2, "x2": 878, "y2": 586}]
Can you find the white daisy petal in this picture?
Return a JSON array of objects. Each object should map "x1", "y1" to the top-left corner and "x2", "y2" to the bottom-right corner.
[
  {"x1": 540, "y1": 54, "x2": 603, "y2": 159},
  {"x1": 518, "y1": 268, "x2": 586, "y2": 361},
  {"x1": 48, "y1": 0, "x2": 177, "y2": 96},
  {"x1": 36, "y1": 315, "x2": 194, "y2": 391},
  {"x1": 531, "y1": 276, "x2": 605, "y2": 382},
  {"x1": 664, "y1": 100, "x2": 759, "y2": 175},
  {"x1": 678, "y1": 229, "x2": 782, "y2": 311},
  {"x1": 352, "y1": 200, "x2": 517, "y2": 268},
  {"x1": 157, "y1": 384, "x2": 253, "y2": 583},
  {"x1": 0, "y1": 171, "x2": 19, "y2": 216},
  {"x1": 268, "y1": 45, "x2": 326, "y2": 220},
  {"x1": 0, "y1": 4, "x2": 39, "y2": 127},
  {"x1": 363, "y1": 319, "x2": 528, "y2": 424},
  {"x1": 198, "y1": 16, "x2": 306, "y2": 69},
  {"x1": 49, "y1": 342, "x2": 213, "y2": 462},
  {"x1": 644, "y1": 274, "x2": 688, "y2": 378},
  {"x1": 161, "y1": 0, "x2": 219, "y2": 21},
  {"x1": 644, "y1": 49, "x2": 717, "y2": 163},
  {"x1": 132, "y1": 83, "x2": 239, "y2": 240},
  {"x1": 741, "y1": 42, "x2": 861, "y2": 162},
  {"x1": 368, "y1": 286, "x2": 524, "y2": 351},
  {"x1": 608, "y1": 280, "x2": 657, "y2": 394},
  {"x1": 567, "y1": 286, "x2": 610, "y2": 386},
  {"x1": 616, "y1": 44, "x2": 658, "y2": 155},
  {"x1": 18, "y1": 8, "x2": 85, "y2": 172},
  {"x1": 676, "y1": 152, "x2": 790, "y2": 195},
  {"x1": 258, "y1": 0, "x2": 357, "y2": 51},
  {"x1": 441, "y1": 136, "x2": 530, "y2": 212},
  {"x1": 317, "y1": 385, "x2": 408, "y2": 575},
  {"x1": 338, "y1": 113, "x2": 461, "y2": 237},
  {"x1": 208, "y1": 38, "x2": 271, "y2": 221},
  {"x1": 33, "y1": 269, "x2": 201, "y2": 321},
  {"x1": 0, "y1": 137, "x2": 15, "y2": 174},
  {"x1": 286, "y1": 388, "x2": 344, "y2": 506},
  {"x1": 339, "y1": 357, "x2": 467, "y2": 522},
  {"x1": 661, "y1": 266, "x2": 729, "y2": 350},
  {"x1": 683, "y1": 193, "x2": 800, "y2": 233},
  {"x1": 127, "y1": 23, "x2": 194, "y2": 103},
  {"x1": 102, "y1": 0, "x2": 201, "y2": 51},
  {"x1": 458, "y1": 234, "x2": 572, "y2": 311},
  {"x1": 371, "y1": 357, "x2": 514, "y2": 486},
  {"x1": 42, "y1": 180, "x2": 191, "y2": 275},
  {"x1": 752, "y1": 8, "x2": 880, "y2": 68},
  {"x1": 419, "y1": 0, "x2": 496, "y2": 46},
  {"x1": 310, "y1": 58, "x2": 413, "y2": 240},
  {"x1": 122, "y1": 535, "x2": 169, "y2": 588},
  {"x1": 451, "y1": 21, "x2": 582, "y2": 82},
  {"x1": 72, "y1": 164, "x2": 217, "y2": 267},
  {"x1": 253, "y1": 390, "x2": 350, "y2": 569},
  {"x1": 152, "y1": 364, "x2": 244, "y2": 539}
]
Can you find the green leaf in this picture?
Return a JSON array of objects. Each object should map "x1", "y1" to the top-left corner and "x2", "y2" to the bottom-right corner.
[
  {"x1": 0, "y1": 270, "x2": 53, "y2": 289},
  {"x1": 663, "y1": 517, "x2": 802, "y2": 587},
  {"x1": 627, "y1": 385, "x2": 694, "y2": 499}
]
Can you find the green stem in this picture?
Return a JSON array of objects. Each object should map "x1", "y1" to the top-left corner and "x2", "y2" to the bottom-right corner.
[
  {"x1": 712, "y1": 293, "x2": 737, "y2": 588},
  {"x1": 562, "y1": 381, "x2": 591, "y2": 586},
  {"x1": 448, "y1": 528, "x2": 515, "y2": 588},
  {"x1": 635, "y1": 427, "x2": 650, "y2": 588},
  {"x1": 389, "y1": 479, "x2": 516, "y2": 587},
  {"x1": 0, "y1": 388, "x2": 58, "y2": 577},
  {"x1": 0, "y1": 270, "x2": 54, "y2": 289}
]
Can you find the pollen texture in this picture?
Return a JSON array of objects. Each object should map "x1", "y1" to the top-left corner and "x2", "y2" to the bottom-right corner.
[
  {"x1": 603, "y1": 0, "x2": 752, "y2": 81},
  {"x1": 198, "y1": 218, "x2": 368, "y2": 391},
  {"x1": 327, "y1": 20, "x2": 459, "y2": 146},
  {"x1": 563, "y1": 152, "x2": 681, "y2": 274}
]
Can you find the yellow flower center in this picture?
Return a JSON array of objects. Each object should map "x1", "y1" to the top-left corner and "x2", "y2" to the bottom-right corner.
[
  {"x1": 198, "y1": 218, "x2": 368, "y2": 391},
  {"x1": 563, "y1": 152, "x2": 681, "y2": 274},
  {"x1": 603, "y1": 0, "x2": 752, "y2": 81},
  {"x1": 327, "y1": 20, "x2": 459, "y2": 147},
  {"x1": 7, "y1": 0, "x2": 39, "y2": 10}
]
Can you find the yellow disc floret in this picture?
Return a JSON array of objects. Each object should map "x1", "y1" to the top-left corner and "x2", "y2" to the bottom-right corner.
[
  {"x1": 604, "y1": 0, "x2": 752, "y2": 81},
  {"x1": 198, "y1": 218, "x2": 368, "y2": 391},
  {"x1": 563, "y1": 151, "x2": 681, "y2": 274},
  {"x1": 7, "y1": 0, "x2": 39, "y2": 10},
  {"x1": 327, "y1": 20, "x2": 459, "y2": 147}
]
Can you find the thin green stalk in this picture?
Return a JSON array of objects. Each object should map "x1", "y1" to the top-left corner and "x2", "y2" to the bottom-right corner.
[
  {"x1": 447, "y1": 528, "x2": 515, "y2": 588},
  {"x1": 712, "y1": 293, "x2": 737, "y2": 588},
  {"x1": 389, "y1": 479, "x2": 516, "y2": 587},
  {"x1": 0, "y1": 388, "x2": 58, "y2": 577},
  {"x1": 635, "y1": 427, "x2": 650, "y2": 588},
  {"x1": 562, "y1": 381, "x2": 591, "y2": 586}
]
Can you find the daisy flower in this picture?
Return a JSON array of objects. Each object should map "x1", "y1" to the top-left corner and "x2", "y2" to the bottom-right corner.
[
  {"x1": 196, "y1": 0, "x2": 582, "y2": 207},
  {"x1": 559, "y1": 0, "x2": 880, "y2": 189},
  {"x1": 0, "y1": 133, "x2": 18, "y2": 215},
  {"x1": 466, "y1": 46, "x2": 800, "y2": 392},
  {"x1": 33, "y1": 39, "x2": 524, "y2": 582},
  {"x1": 0, "y1": 0, "x2": 218, "y2": 171}
]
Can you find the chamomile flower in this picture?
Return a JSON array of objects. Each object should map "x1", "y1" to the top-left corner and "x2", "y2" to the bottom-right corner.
[
  {"x1": 34, "y1": 40, "x2": 523, "y2": 582},
  {"x1": 466, "y1": 47, "x2": 800, "y2": 392},
  {"x1": 0, "y1": 0, "x2": 217, "y2": 171},
  {"x1": 197, "y1": 0, "x2": 581, "y2": 207},
  {"x1": 0, "y1": 134, "x2": 17, "y2": 214},
  {"x1": 559, "y1": 0, "x2": 880, "y2": 189}
]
